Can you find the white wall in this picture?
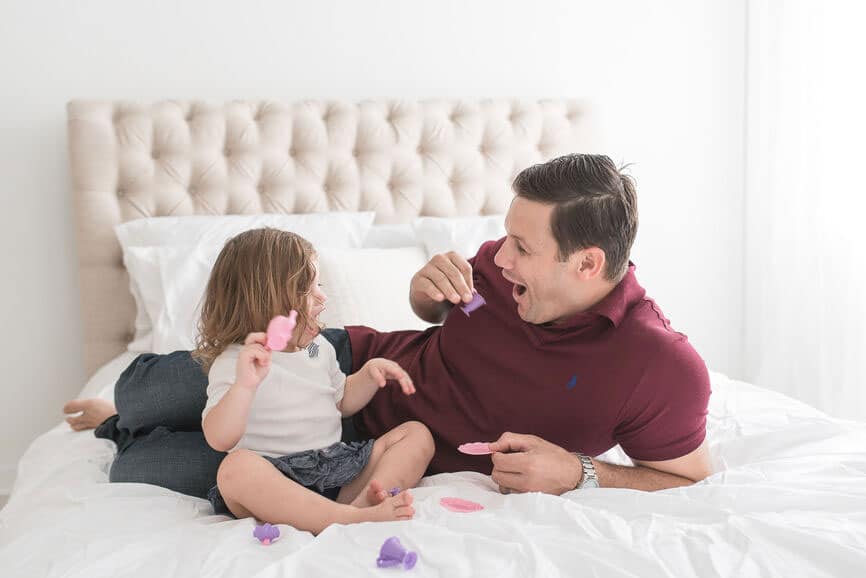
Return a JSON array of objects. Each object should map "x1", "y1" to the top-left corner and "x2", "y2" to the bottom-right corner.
[{"x1": 0, "y1": 0, "x2": 746, "y2": 492}]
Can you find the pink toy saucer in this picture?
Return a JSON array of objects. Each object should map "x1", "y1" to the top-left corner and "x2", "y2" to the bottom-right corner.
[
  {"x1": 457, "y1": 442, "x2": 493, "y2": 455},
  {"x1": 440, "y1": 497, "x2": 484, "y2": 513}
]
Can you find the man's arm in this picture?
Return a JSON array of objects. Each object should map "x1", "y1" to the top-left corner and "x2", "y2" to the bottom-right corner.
[
  {"x1": 595, "y1": 442, "x2": 711, "y2": 490},
  {"x1": 488, "y1": 432, "x2": 712, "y2": 494},
  {"x1": 409, "y1": 251, "x2": 475, "y2": 323}
]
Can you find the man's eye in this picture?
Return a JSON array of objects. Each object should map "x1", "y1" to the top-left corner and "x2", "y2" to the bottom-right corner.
[{"x1": 516, "y1": 244, "x2": 527, "y2": 255}]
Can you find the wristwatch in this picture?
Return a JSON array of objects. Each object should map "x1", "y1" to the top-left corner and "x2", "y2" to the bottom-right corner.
[{"x1": 573, "y1": 453, "x2": 599, "y2": 489}]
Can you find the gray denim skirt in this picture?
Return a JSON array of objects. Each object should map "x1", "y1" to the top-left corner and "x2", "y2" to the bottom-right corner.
[{"x1": 208, "y1": 439, "x2": 375, "y2": 516}]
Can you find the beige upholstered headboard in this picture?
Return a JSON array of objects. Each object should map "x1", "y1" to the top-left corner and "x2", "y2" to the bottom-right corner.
[{"x1": 68, "y1": 99, "x2": 598, "y2": 375}]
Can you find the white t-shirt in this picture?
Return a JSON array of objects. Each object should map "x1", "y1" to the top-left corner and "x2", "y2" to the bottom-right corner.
[{"x1": 202, "y1": 334, "x2": 347, "y2": 457}]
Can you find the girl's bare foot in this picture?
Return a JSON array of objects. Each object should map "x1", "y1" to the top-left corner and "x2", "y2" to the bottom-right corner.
[
  {"x1": 353, "y1": 491, "x2": 415, "y2": 523},
  {"x1": 63, "y1": 399, "x2": 117, "y2": 431},
  {"x1": 352, "y1": 480, "x2": 390, "y2": 508}
]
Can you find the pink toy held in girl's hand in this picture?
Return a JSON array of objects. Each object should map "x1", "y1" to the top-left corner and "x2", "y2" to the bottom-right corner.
[{"x1": 266, "y1": 311, "x2": 297, "y2": 351}]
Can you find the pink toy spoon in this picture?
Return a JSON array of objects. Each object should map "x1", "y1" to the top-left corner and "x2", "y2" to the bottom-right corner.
[
  {"x1": 457, "y1": 442, "x2": 493, "y2": 455},
  {"x1": 265, "y1": 311, "x2": 297, "y2": 351}
]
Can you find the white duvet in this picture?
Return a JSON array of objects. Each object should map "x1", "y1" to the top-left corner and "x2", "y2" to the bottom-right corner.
[{"x1": 1, "y1": 354, "x2": 865, "y2": 577}]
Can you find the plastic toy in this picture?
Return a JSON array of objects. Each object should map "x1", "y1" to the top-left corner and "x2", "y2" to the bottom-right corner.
[
  {"x1": 457, "y1": 442, "x2": 493, "y2": 455},
  {"x1": 265, "y1": 311, "x2": 297, "y2": 351},
  {"x1": 460, "y1": 292, "x2": 486, "y2": 316},
  {"x1": 253, "y1": 523, "x2": 280, "y2": 545},
  {"x1": 376, "y1": 536, "x2": 418, "y2": 570},
  {"x1": 439, "y1": 497, "x2": 484, "y2": 513},
  {"x1": 388, "y1": 487, "x2": 401, "y2": 497}
]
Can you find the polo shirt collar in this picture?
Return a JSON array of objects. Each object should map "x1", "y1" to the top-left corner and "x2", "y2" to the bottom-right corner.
[{"x1": 556, "y1": 262, "x2": 644, "y2": 329}]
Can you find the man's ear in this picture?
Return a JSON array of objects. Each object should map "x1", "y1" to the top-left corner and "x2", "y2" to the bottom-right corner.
[{"x1": 570, "y1": 247, "x2": 606, "y2": 280}]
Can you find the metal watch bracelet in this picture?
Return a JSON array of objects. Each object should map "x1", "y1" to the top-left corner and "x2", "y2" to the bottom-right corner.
[{"x1": 573, "y1": 452, "x2": 599, "y2": 489}]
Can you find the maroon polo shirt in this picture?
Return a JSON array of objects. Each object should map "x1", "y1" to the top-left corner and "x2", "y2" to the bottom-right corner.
[{"x1": 348, "y1": 238, "x2": 710, "y2": 474}]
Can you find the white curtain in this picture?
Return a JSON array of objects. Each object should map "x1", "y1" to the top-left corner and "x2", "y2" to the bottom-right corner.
[{"x1": 745, "y1": 0, "x2": 866, "y2": 420}]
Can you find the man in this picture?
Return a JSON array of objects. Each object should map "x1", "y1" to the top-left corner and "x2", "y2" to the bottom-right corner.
[
  {"x1": 346, "y1": 153, "x2": 711, "y2": 493},
  {"x1": 66, "y1": 153, "x2": 711, "y2": 496}
]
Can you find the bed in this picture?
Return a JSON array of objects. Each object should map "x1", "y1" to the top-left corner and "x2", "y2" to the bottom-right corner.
[{"x1": 1, "y1": 99, "x2": 865, "y2": 577}]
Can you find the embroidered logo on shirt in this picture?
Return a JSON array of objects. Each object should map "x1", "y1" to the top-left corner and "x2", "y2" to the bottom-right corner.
[
  {"x1": 566, "y1": 375, "x2": 577, "y2": 390},
  {"x1": 307, "y1": 342, "x2": 319, "y2": 358}
]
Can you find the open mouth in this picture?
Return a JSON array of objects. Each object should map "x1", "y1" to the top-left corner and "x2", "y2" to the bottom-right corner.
[{"x1": 512, "y1": 283, "x2": 527, "y2": 301}]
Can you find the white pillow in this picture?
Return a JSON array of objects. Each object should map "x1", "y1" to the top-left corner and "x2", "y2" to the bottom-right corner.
[
  {"x1": 125, "y1": 244, "x2": 430, "y2": 353},
  {"x1": 318, "y1": 247, "x2": 430, "y2": 332},
  {"x1": 116, "y1": 212, "x2": 376, "y2": 352},
  {"x1": 363, "y1": 223, "x2": 418, "y2": 249},
  {"x1": 115, "y1": 212, "x2": 375, "y2": 249},
  {"x1": 124, "y1": 244, "x2": 218, "y2": 353},
  {"x1": 412, "y1": 215, "x2": 506, "y2": 259}
]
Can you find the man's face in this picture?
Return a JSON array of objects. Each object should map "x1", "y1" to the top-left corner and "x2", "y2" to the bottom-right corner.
[{"x1": 494, "y1": 197, "x2": 580, "y2": 324}]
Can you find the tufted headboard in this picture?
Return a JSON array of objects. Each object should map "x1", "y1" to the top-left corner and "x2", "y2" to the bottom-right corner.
[{"x1": 67, "y1": 99, "x2": 598, "y2": 375}]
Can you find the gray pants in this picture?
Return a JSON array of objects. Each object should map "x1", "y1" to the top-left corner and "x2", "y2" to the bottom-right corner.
[{"x1": 95, "y1": 329, "x2": 357, "y2": 500}]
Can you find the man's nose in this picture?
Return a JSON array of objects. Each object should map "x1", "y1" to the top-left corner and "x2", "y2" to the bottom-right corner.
[{"x1": 493, "y1": 246, "x2": 509, "y2": 268}]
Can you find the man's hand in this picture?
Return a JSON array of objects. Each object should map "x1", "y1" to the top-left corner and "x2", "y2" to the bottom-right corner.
[
  {"x1": 410, "y1": 252, "x2": 474, "y2": 323},
  {"x1": 488, "y1": 432, "x2": 583, "y2": 495},
  {"x1": 489, "y1": 433, "x2": 712, "y2": 493}
]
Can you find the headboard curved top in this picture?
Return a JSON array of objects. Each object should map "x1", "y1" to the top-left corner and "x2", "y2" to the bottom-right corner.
[{"x1": 68, "y1": 98, "x2": 598, "y2": 374}]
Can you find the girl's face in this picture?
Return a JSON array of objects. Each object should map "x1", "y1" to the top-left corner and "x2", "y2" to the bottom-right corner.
[{"x1": 297, "y1": 261, "x2": 327, "y2": 347}]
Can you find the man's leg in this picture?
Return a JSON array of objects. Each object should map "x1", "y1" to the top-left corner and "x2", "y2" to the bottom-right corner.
[
  {"x1": 64, "y1": 398, "x2": 117, "y2": 431},
  {"x1": 109, "y1": 427, "x2": 225, "y2": 499}
]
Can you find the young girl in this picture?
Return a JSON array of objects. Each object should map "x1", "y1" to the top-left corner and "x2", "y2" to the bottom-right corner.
[{"x1": 195, "y1": 227, "x2": 434, "y2": 534}]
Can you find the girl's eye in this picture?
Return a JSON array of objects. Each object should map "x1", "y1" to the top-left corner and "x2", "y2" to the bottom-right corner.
[{"x1": 516, "y1": 244, "x2": 527, "y2": 255}]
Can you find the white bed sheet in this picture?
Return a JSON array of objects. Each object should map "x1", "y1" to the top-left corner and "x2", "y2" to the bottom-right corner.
[{"x1": 1, "y1": 354, "x2": 865, "y2": 577}]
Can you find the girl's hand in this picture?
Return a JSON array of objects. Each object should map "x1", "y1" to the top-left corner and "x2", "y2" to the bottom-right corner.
[
  {"x1": 235, "y1": 332, "x2": 271, "y2": 390},
  {"x1": 363, "y1": 358, "x2": 416, "y2": 395}
]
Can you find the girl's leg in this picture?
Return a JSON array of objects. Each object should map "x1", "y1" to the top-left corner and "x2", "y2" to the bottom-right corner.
[
  {"x1": 337, "y1": 421, "x2": 435, "y2": 508},
  {"x1": 217, "y1": 449, "x2": 414, "y2": 535}
]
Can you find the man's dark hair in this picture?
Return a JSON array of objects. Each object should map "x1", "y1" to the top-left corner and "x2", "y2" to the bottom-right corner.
[{"x1": 512, "y1": 153, "x2": 638, "y2": 281}]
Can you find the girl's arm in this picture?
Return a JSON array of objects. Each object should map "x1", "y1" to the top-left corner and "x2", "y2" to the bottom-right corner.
[
  {"x1": 203, "y1": 333, "x2": 271, "y2": 452},
  {"x1": 337, "y1": 358, "x2": 415, "y2": 417},
  {"x1": 203, "y1": 385, "x2": 258, "y2": 452}
]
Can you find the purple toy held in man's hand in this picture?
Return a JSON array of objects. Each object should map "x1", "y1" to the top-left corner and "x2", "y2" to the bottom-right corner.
[
  {"x1": 460, "y1": 291, "x2": 486, "y2": 317},
  {"x1": 376, "y1": 536, "x2": 418, "y2": 570}
]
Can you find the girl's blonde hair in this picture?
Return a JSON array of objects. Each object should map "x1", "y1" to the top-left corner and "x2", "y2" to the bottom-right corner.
[{"x1": 192, "y1": 227, "x2": 321, "y2": 373}]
